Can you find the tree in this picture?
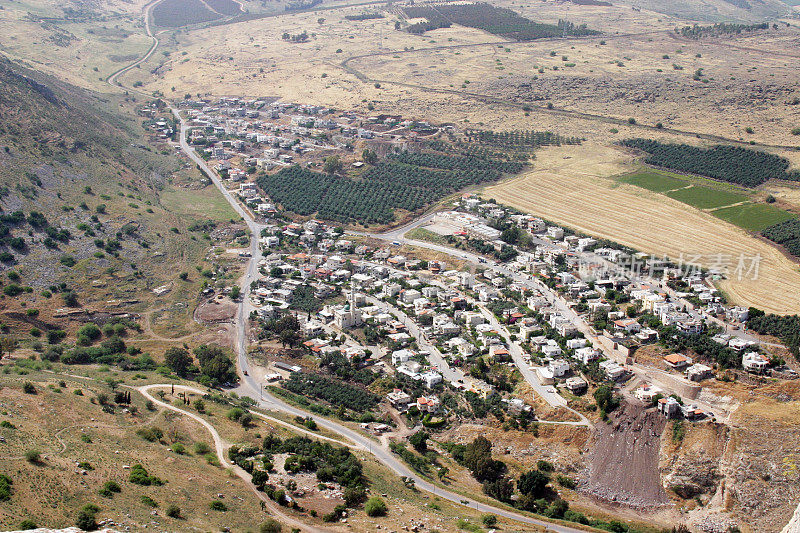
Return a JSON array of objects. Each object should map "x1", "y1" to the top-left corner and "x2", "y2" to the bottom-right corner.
[
  {"x1": 323, "y1": 155, "x2": 342, "y2": 175},
  {"x1": 518, "y1": 469, "x2": 549, "y2": 498},
  {"x1": 483, "y1": 476, "x2": 514, "y2": 501},
  {"x1": 230, "y1": 286, "x2": 241, "y2": 300},
  {"x1": 279, "y1": 328, "x2": 300, "y2": 349},
  {"x1": 364, "y1": 496, "x2": 387, "y2": 517},
  {"x1": 463, "y1": 436, "x2": 492, "y2": 471},
  {"x1": 194, "y1": 345, "x2": 236, "y2": 386},
  {"x1": 164, "y1": 347, "x2": 192, "y2": 376},
  {"x1": 594, "y1": 384, "x2": 619, "y2": 414},
  {"x1": 362, "y1": 149, "x2": 378, "y2": 165},
  {"x1": 409, "y1": 431, "x2": 428, "y2": 452}
]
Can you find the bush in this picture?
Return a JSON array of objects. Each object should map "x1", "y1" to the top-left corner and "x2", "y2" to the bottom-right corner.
[
  {"x1": 0, "y1": 474, "x2": 12, "y2": 501},
  {"x1": 193, "y1": 442, "x2": 211, "y2": 455},
  {"x1": 171, "y1": 443, "x2": 186, "y2": 454},
  {"x1": 75, "y1": 505, "x2": 99, "y2": 531},
  {"x1": 18, "y1": 519, "x2": 37, "y2": 530},
  {"x1": 22, "y1": 382, "x2": 36, "y2": 394},
  {"x1": 136, "y1": 427, "x2": 164, "y2": 442},
  {"x1": 536, "y1": 459, "x2": 554, "y2": 472},
  {"x1": 260, "y1": 518, "x2": 283, "y2": 533},
  {"x1": 165, "y1": 504, "x2": 181, "y2": 518},
  {"x1": 141, "y1": 495, "x2": 158, "y2": 507},
  {"x1": 227, "y1": 407, "x2": 244, "y2": 421},
  {"x1": 481, "y1": 514, "x2": 497, "y2": 527},
  {"x1": 129, "y1": 464, "x2": 164, "y2": 486},
  {"x1": 99, "y1": 480, "x2": 121, "y2": 498},
  {"x1": 556, "y1": 474, "x2": 576, "y2": 489},
  {"x1": 209, "y1": 500, "x2": 227, "y2": 511},
  {"x1": 25, "y1": 450, "x2": 41, "y2": 464},
  {"x1": 364, "y1": 496, "x2": 387, "y2": 517}
]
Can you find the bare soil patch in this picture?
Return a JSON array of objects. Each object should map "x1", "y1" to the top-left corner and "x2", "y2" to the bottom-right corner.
[{"x1": 584, "y1": 399, "x2": 669, "y2": 509}]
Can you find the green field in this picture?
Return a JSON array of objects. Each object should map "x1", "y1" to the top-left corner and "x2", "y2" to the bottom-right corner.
[
  {"x1": 617, "y1": 171, "x2": 688, "y2": 193},
  {"x1": 711, "y1": 203, "x2": 795, "y2": 232},
  {"x1": 665, "y1": 185, "x2": 750, "y2": 210},
  {"x1": 160, "y1": 185, "x2": 239, "y2": 222}
]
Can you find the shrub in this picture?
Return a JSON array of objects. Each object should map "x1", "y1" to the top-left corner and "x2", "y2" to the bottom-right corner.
[
  {"x1": 0, "y1": 421, "x2": 15, "y2": 429},
  {"x1": 193, "y1": 442, "x2": 211, "y2": 455},
  {"x1": 260, "y1": 518, "x2": 283, "y2": 533},
  {"x1": 556, "y1": 474, "x2": 576, "y2": 489},
  {"x1": 364, "y1": 496, "x2": 387, "y2": 517},
  {"x1": 136, "y1": 427, "x2": 164, "y2": 442},
  {"x1": 171, "y1": 443, "x2": 186, "y2": 454},
  {"x1": 25, "y1": 450, "x2": 41, "y2": 464},
  {"x1": 22, "y1": 382, "x2": 36, "y2": 394},
  {"x1": 3, "y1": 284, "x2": 23, "y2": 297},
  {"x1": 129, "y1": 464, "x2": 164, "y2": 486},
  {"x1": 0, "y1": 474, "x2": 12, "y2": 501},
  {"x1": 482, "y1": 514, "x2": 497, "y2": 527},
  {"x1": 165, "y1": 504, "x2": 181, "y2": 518},
  {"x1": 18, "y1": 519, "x2": 36, "y2": 530},
  {"x1": 99, "y1": 480, "x2": 121, "y2": 497},
  {"x1": 141, "y1": 495, "x2": 158, "y2": 507},
  {"x1": 75, "y1": 504, "x2": 99, "y2": 531},
  {"x1": 209, "y1": 500, "x2": 227, "y2": 511},
  {"x1": 227, "y1": 407, "x2": 244, "y2": 421}
]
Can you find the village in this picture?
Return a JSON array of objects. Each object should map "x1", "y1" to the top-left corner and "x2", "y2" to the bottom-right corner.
[
  {"x1": 147, "y1": 96, "x2": 444, "y2": 190},
  {"x1": 231, "y1": 191, "x2": 789, "y2": 434}
]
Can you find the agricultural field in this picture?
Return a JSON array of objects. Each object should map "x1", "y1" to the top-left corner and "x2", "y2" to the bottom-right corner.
[
  {"x1": 711, "y1": 203, "x2": 795, "y2": 232},
  {"x1": 256, "y1": 149, "x2": 522, "y2": 225},
  {"x1": 617, "y1": 171, "x2": 688, "y2": 193},
  {"x1": 402, "y1": 3, "x2": 598, "y2": 39},
  {"x1": 664, "y1": 185, "x2": 750, "y2": 210},
  {"x1": 619, "y1": 139, "x2": 799, "y2": 187},
  {"x1": 762, "y1": 218, "x2": 800, "y2": 258},
  {"x1": 151, "y1": 0, "x2": 224, "y2": 28},
  {"x1": 482, "y1": 143, "x2": 800, "y2": 314}
]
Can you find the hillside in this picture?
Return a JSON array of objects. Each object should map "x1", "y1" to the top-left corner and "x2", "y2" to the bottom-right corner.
[{"x1": 0, "y1": 56, "x2": 242, "y2": 356}]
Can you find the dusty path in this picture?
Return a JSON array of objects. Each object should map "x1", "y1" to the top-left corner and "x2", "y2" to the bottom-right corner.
[{"x1": 138, "y1": 384, "x2": 334, "y2": 533}]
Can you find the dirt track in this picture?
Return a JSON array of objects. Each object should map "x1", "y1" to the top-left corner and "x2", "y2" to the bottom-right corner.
[{"x1": 585, "y1": 399, "x2": 669, "y2": 509}]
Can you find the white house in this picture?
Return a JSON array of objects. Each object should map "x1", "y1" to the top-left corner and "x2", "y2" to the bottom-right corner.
[
  {"x1": 421, "y1": 371, "x2": 442, "y2": 389},
  {"x1": 391, "y1": 349, "x2": 415, "y2": 366},
  {"x1": 549, "y1": 359, "x2": 570, "y2": 378},
  {"x1": 742, "y1": 352, "x2": 769, "y2": 374}
]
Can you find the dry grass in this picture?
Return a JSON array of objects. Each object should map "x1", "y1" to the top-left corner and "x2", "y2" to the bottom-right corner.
[
  {"x1": 0, "y1": 373, "x2": 265, "y2": 531},
  {"x1": 482, "y1": 142, "x2": 800, "y2": 314}
]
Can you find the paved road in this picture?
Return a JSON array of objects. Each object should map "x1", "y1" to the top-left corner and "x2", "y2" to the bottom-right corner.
[{"x1": 170, "y1": 109, "x2": 590, "y2": 533}]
